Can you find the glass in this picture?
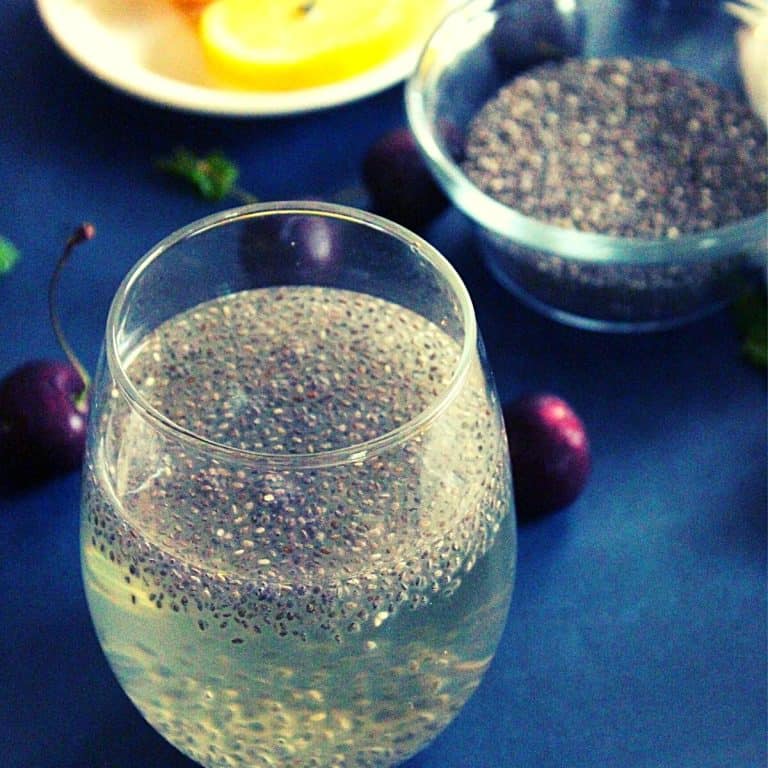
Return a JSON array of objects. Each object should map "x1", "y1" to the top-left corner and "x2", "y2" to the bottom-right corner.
[{"x1": 80, "y1": 201, "x2": 516, "y2": 768}]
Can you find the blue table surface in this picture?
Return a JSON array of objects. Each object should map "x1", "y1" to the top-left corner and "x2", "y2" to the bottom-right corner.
[{"x1": 1, "y1": 2, "x2": 765, "y2": 767}]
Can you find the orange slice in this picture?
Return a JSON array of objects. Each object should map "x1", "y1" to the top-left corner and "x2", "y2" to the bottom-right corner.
[{"x1": 198, "y1": 0, "x2": 442, "y2": 90}]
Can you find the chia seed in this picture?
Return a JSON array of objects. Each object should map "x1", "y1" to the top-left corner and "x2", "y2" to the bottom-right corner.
[
  {"x1": 84, "y1": 286, "x2": 510, "y2": 639},
  {"x1": 457, "y1": 57, "x2": 767, "y2": 328},
  {"x1": 463, "y1": 57, "x2": 767, "y2": 239}
]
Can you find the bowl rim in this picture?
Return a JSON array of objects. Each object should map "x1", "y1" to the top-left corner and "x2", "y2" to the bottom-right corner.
[{"x1": 405, "y1": 0, "x2": 768, "y2": 265}]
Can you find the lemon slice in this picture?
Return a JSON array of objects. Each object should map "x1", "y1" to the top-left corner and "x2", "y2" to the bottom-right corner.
[{"x1": 199, "y1": 0, "x2": 442, "y2": 91}]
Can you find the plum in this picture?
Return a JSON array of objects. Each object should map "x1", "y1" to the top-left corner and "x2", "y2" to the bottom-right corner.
[{"x1": 503, "y1": 392, "x2": 591, "y2": 519}]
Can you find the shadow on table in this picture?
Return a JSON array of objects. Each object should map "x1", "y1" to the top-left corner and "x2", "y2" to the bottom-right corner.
[{"x1": 64, "y1": 712, "x2": 198, "y2": 768}]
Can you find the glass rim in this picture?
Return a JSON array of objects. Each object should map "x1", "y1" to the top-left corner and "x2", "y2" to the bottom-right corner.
[{"x1": 105, "y1": 201, "x2": 479, "y2": 469}]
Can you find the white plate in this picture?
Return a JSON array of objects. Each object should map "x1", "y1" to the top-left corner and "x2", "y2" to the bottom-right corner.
[{"x1": 35, "y1": 0, "x2": 457, "y2": 117}]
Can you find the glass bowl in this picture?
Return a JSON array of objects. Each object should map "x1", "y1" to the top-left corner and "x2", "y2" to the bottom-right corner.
[{"x1": 405, "y1": 0, "x2": 768, "y2": 332}]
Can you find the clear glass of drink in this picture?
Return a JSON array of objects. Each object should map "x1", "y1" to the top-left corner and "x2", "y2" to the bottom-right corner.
[{"x1": 81, "y1": 202, "x2": 516, "y2": 768}]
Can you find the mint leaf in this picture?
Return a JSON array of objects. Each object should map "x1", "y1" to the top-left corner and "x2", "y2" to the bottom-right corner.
[
  {"x1": 156, "y1": 148, "x2": 241, "y2": 202},
  {"x1": 733, "y1": 285, "x2": 767, "y2": 369},
  {"x1": 743, "y1": 329, "x2": 767, "y2": 369},
  {"x1": 0, "y1": 236, "x2": 20, "y2": 276}
]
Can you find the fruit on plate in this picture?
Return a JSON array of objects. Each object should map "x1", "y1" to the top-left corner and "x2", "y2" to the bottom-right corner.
[
  {"x1": 198, "y1": 0, "x2": 444, "y2": 90},
  {"x1": 171, "y1": 0, "x2": 211, "y2": 17},
  {"x1": 170, "y1": 0, "x2": 213, "y2": 24}
]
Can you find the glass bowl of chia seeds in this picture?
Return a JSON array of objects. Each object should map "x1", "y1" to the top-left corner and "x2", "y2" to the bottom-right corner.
[{"x1": 405, "y1": 0, "x2": 768, "y2": 332}]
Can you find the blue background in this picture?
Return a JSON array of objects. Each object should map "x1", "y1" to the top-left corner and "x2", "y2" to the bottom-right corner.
[{"x1": 1, "y1": 1, "x2": 765, "y2": 766}]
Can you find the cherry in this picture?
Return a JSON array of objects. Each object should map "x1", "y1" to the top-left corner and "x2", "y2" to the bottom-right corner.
[
  {"x1": 239, "y1": 205, "x2": 343, "y2": 286},
  {"x1": 0, "y1": 360, "x2": 88, "y2": 485},
  {"x1": 490, "y1": 0, "x2": 585, "y2": 76},
  {"x1": 503, "y1": 392, "x2": 591, "y2": 520},
  {"x1": 0, "y1": 223, "x2": 94, "y2": 490},
  {"x1": 362, "y1": 125, "x2": 460, "y2": 230}
]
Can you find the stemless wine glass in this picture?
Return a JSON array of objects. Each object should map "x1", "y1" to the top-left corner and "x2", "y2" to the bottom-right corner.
[{"x1": 80, "y1": 202, "x2": 516, "y2": 768}]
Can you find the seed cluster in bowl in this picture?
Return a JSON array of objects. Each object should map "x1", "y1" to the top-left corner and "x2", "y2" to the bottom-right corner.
[{"x1": 462, "y1": 57, "x2": 768, "y2": 239}]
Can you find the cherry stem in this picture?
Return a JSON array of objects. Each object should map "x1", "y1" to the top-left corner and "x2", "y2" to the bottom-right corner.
[{"x1": 48, "y1": 223, "x2": 95, "y2": 411}]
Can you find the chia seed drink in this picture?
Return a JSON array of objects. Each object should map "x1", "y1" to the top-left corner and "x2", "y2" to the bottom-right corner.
[{"x1": 81, "y1": 285, "x2": 515, "y2": 768}]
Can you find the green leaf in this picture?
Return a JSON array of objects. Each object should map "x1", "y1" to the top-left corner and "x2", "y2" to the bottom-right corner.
[
  {"x1": 733, "y1": 285, "x2": 767, "y2": 369},
  {"x1": 156, "y1": 147, "x2": 240, "y2": 202},
  {"x1": 0, "y1": 236, "x2": 20, "y2": 276}
]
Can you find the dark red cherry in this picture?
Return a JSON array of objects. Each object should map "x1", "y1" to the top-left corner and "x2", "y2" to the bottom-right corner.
[
  {"x1": 490, "y1": 0, "x2": 585, "y2": 75},
  {"x1": 362, "y1": 126, "x2": 459, "y2": 230},
  {"x1": 240, "y1": 205, "x2": 343, "y2": 286},
  {"x1": 503, "y1": 392, "x2": 591, "y2": 519},
  {"x1": 0, "y1": 360, "x2": 88, "y2": 487},
  {"x1": 0, "y1": 223, "x2": 94, "y2": 491}
]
